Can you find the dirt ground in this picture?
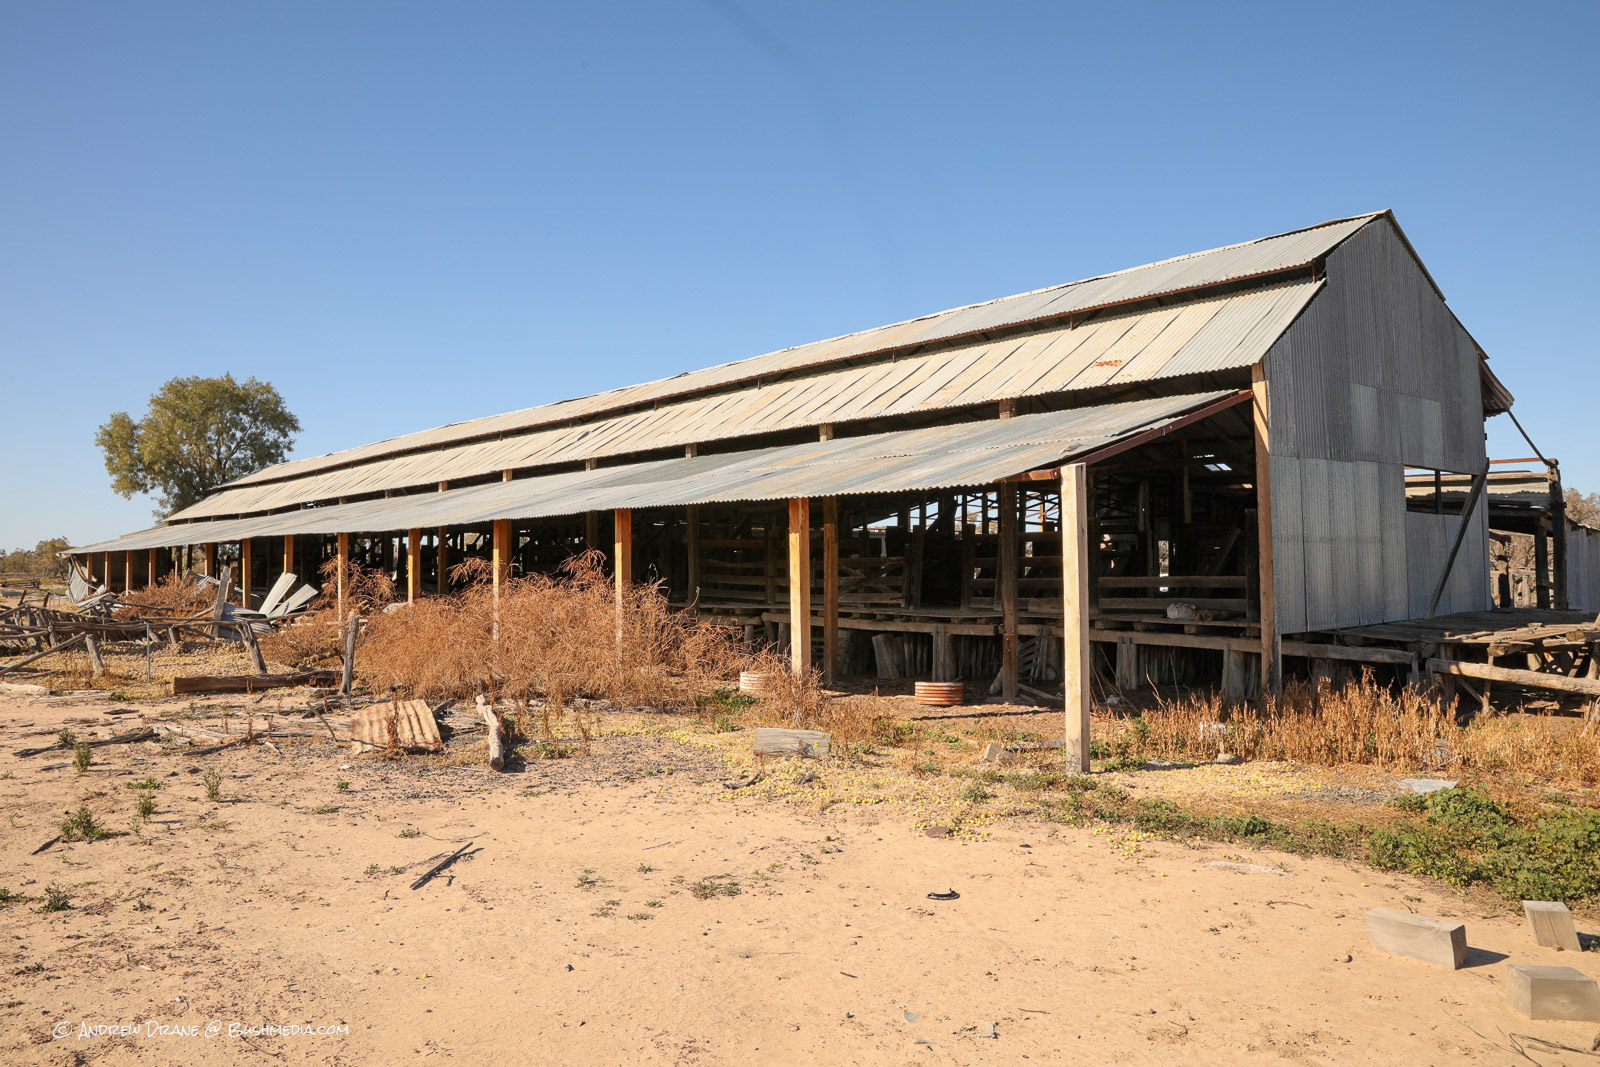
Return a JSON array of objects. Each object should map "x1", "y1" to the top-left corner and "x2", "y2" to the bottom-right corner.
[{"x1": 2, "y1": 688, "x2": 1598, "y2": 1067}]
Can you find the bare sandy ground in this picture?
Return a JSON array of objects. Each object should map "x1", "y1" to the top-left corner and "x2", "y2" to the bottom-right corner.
[{"x1": 1, "y1": 690, "x2": 1596, "y2": 1066}]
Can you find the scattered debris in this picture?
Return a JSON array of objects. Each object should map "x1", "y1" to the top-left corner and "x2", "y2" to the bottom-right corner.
[
  {"x1": 410, "y1": 841, "x2": 478, "y2": 891},
  {"x1": 1398, "y1": 778, "x2": 1458, "y2": 794},
  {"x1": 1205, "y1": 861, "x2": 1291, "y2": 875},
  {"x1": 752, "y1": 727, "x2": 830, "y2": 759}
]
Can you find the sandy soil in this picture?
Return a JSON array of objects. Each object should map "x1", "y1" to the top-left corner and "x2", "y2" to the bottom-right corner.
[{"x1": 1, "y1": 690, "x2": 1597, "y2": 1066}]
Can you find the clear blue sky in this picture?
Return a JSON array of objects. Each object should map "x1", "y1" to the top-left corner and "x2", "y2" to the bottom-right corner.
[{"x1": 3, "y1": 1, "x2": 1595, "y2": 551}]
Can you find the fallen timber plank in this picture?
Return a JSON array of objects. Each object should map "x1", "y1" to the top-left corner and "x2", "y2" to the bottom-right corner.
[
  {"x1": 1427, "y1": 658, "x2": 1600, "y2": 698},
  {"x1": 16, "y1": 728, "x2": 158, "y2": 757},
  {"x1": 172, "y1": 670, "x2": 340, "y2": 696},
  {"x1": 0, "y1": 632, "x2": 87, "y2": 675}
]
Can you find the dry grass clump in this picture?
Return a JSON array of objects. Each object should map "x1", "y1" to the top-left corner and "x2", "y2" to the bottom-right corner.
[
  {"x1": 356, "y1": 552, "x2": 758, "y2": 748},
  {"x1": 258, "y1": 614, "x2": 346, "y2": 668},
  {"x1": 1099, "y1": 677, "x2": 1600, "y2": 786},
  {"x1": 114, "y1": 573, "x2": 211, "y2": 618}
]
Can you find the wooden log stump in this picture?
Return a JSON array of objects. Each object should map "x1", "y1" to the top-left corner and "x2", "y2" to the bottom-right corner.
[{"x1": 477, "y1": 695, "x2": 505, "y2": 771}]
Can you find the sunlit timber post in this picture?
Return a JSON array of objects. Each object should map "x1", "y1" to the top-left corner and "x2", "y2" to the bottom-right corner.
[
  {"x1": 203, "y1": 542, "x2": 217, "y2": 578},
  {"x1": 1062, "y1": 462, "x2": 1091, "y2": 773},
  {"x1": 492, "y1": 519, "x2": 511, "y2": 643},
  {"x1": 282, "y1": 535, "x2": 294, "y2": 581},
  {"x1": 788, "y1": 497, "x2": 812, "y2": 676},
  {"x1": 613, "y1": 508, "x2": 633, "y2": 648},
  {"x1": 240, "y1": 539, "x2": 253, "y2": 609},
  {"x1": 1252, "y1": 362, "x2": 1281, "y2": 695},
  {"x1": 336, "y1": 533, "x2": 350, "y2": 622},
  {"x1": 407, "y1": 528, "x2": 423, "y2": 603}
]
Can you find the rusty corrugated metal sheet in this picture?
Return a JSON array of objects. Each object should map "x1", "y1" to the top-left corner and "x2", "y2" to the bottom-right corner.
[
  {"x1": 212, "y1": 214, "x2": 1376, "y2": 495},
  {"x1": 77, "y1": 391, "x2": 1231, "y2": 554}
]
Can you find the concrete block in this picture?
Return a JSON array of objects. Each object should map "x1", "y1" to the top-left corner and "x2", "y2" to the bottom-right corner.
[
  {"x1": 1364, "y1": 907, "x2": 1468, "y2": 969},
  {"x1": 1507, "y1": 965, "x2": 1600, "y2": 1022},
  {"x1": 1523, "y1": 901, "x2": 1582, "y2": 952}
]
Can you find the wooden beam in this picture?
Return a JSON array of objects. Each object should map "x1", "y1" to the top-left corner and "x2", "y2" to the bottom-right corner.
[
  {"x1": 240, "y1": 539, "x2": 253, "y2": 609},
  {"x1": 407, "y1": 528, "x2": 423, "y2": 602},
  {"x1": 203, "y1": 542, "x2": 216, "y2": 578},
  {"x1": 336, "y1": 533, "x2": 350, "y2": 620},
  {"x1": 1062, "y1": 463, "x2": 1091, "y2": 773},
  {"x1": 999, "y1": 482, "x2": 1019, "y2": 699},
  {"x1": 282, "y1": 535, "x2": 294, "y2": 579},
  {"x1": 614, "y1": 508, "x2": 633, "y2": 644},
  {"x1": 788, "y1": 498, "x2": 812, "y2": 675},
  {"x1": 147, "y1": 547, "x2": 157, "y2": 588},
  {"x1": 1252, "y1": 364, "x2": 1281, "y2": 694},
  {"x1": 1428, "y1": 657, "x2": 1600, "y2": 698},
  {"x1": 823, "y1": 497, "x2": 839, "y2": 684},
  {"x1": 1426, "y1": 467, "x2": 1488, "y2": 618},
  {"x1": 436, "y1": 527, "x2": 449, "y2": 594}
]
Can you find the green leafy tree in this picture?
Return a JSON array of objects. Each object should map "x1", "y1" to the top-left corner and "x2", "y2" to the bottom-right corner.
[
  {"x1": 96, "y1": 375, "x2": 300, "y2": 518},
  {"x1": 0, "y1": 537, "x2": 72, "y2": 578}
]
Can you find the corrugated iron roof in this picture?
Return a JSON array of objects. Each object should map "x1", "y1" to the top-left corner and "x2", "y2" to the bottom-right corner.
[
  {"x1": 215, "y1": 213, "x2": 1379, "y2": 494},
  {"x1": 78, "y1": 391, "x2": 1234, "y2": 554},
  {"x1": 170, "y1": 279, "x2": 1318, "y2": 520}
]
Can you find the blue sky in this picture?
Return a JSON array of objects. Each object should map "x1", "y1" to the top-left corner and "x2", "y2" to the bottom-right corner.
[{"x1": 2, "y1": 1, "x2": 1595, "y2": 551}]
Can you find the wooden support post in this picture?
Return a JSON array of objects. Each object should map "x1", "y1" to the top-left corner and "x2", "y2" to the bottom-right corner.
[
  {"x1": 502, "y1": 469, "x2": 513, "y2": 482},
  {"x1": 407, "y1": 528, "x2": 423, "y2": 602},
  {"x1": 84, "y1": 552, "x2": 96, "y2": 587},
  {"x1": 492, "y1": 519, "x2": 511, "y2": 641},
  {"x1": 1252, "y1": 363, "x2": 1281, "y2": 694},
  {"x1": 203, "y1": 542, "x2": 216, "y2": 578},
  {"x1": 282, "y1": 535, "x2": 295, "y2": 579},
  {"x1": 1550, "y1": 468, "x2": 1569, "y2": 610},
  {"x1": 999, "y1": 482, "x2": 1019, "y2": 700},
  {"x1": 932, "y1": 624, "x2": 954, "y2": 682},
  {"x1": 147, "y1": 547, "x2": 158, "y2": 588},
  {"x1": 1063, "y1": 463, "x2": 1091, "y2": 773},
  {"x1": 614, "y1": 509, "x2": 633, "y2": 644},
  {"x1": 336, "y1": 533, "x2": 350, "y2": 621},
  {"x1": 686, "y1": 505, "x2": 701, "y2": 602},
  {"x1": 1534, "y1": 517, "x2": 1551, "y2": 610},
  {"x1": 120, "y1": 550, "x2": 131, "y2": 593},
  {"x1": 436, "y1": 528, "x2": 449, "y2": 594},
  {"x1": 788, "y1": 498, "x2": 812, "y2": 676},
  {"x1": 823, "y1": 497, "x2": 839, "y2": 684},
  {"x1": 241, "y1": 540, "x2": 254, "y2": 609}
]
